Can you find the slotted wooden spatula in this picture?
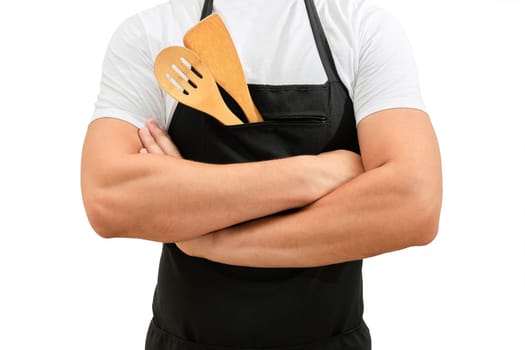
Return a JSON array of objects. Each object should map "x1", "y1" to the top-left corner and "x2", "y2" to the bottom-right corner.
[
  {"x1": 184, "y1": 14, "x2": 263, "y2": 123},
  {"x1": 154, "y1": 46, "x2": 243, "y2": 126}
]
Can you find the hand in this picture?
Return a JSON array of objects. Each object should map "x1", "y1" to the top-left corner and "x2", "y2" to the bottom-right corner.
[
  {"x1": 138, "y1": 119, "x2": 182, "y2": 158},
  {"x1": 316, "y1": 149, "x2": 364, "y2": 193}
]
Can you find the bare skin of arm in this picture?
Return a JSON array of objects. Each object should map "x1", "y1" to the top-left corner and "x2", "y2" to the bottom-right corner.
[
  {"x1": 168, "y1": 108, "x2": 443, "y2": 267},
  {"x1": 81, "y1": 117, "x2": 364, "y2": 242}
]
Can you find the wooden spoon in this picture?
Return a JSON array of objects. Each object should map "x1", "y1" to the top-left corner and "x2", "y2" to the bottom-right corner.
[
  {"x1": 184, "y1": 14, "x2": 263, "y2": 123},
  {"x1": 154, "y1": 46, "x2": 243, "y2": 126}
]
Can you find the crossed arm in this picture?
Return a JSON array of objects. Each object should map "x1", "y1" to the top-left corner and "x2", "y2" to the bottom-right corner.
[
  {"x1": 81, "y1": 108, "x2": 442, "y2": 267},
  {"x1": 81, "y1": 117, "x2": 363, "y2": 242}
]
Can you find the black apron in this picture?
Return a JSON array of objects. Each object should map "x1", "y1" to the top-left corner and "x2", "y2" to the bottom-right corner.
[{"x1": 146, "y1": 0, "x2": 371, "y2": 349}]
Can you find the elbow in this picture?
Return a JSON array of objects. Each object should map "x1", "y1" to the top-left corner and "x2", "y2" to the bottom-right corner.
[
  {"x1": 82, "y1": 187, "x2": 125, "y2": 239},
  {"x1": 411, "y1": 206, "x2": 441, "y2": 246},
  {"x1": 410, "y1": 194, "x2": 442, "y2": 247},
  {"x1": 82, "y1": 185, "x2": 187, "y2": 242},
  {"x1": 404, "y1": 174, "x2": 442, "y2": 247}
]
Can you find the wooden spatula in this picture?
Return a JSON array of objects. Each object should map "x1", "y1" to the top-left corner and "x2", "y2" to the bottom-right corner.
[
  {"x1": 184, "y1": 14, "x2": 264, "y2": 123},
  {"x1": 154, "y1": 46, "x2": 243, "y2": 126}
]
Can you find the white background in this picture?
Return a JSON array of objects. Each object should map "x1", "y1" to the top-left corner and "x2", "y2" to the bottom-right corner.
[{"x1": 0, "y1": 0, "x2": 523, "y2": 349}]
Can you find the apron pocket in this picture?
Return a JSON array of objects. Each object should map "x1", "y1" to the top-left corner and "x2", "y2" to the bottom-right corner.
[{"x1": 170, "y1": 105, "x2": 332, "y2": 164}]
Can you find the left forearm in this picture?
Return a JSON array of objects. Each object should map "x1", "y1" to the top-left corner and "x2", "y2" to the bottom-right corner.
[{"x1": 188, "y1": 162, "x2": 441, "y2": 268}]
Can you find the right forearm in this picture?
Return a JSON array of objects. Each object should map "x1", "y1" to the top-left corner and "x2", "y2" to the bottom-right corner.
[{"x1": 83, "y1": 151, "x2": 334, "y2": 242}]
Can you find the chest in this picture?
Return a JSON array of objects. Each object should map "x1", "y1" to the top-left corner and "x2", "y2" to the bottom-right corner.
[{"x1": 208, "y1": 0, "x2": 327, "y2": 84}]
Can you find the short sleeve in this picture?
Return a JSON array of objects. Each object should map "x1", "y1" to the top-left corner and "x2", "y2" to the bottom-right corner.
[
  {"x1": 353, "y1": 6, "x2": 426, "y2": 124},
  {"x1": 92, "y1": 15, "x2": 165, "y2": 128}
]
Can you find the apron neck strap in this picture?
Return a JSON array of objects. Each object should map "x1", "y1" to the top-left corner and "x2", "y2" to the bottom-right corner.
[
  {"x1": 304, "y1": 0, "x2": 340, "y2": 82},
  {"x1": 199, "y1": 0, "x2": 340, "y2": 82},
  {"x1": 201, "y1": 0, "x2": 213, "y2": 20}
]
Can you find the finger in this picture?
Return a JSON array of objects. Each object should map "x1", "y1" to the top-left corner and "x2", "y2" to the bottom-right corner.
[
  {"x1": 139, "y1": 126, "x2": 164, "y2": 155},
  {"x1": 139, "y1": 148, "x2": 148, "y2": 155},
  {"x1": 146, "y1": 119, "x2": 182, "y2": 158},
  {"x1": 146, "y1": 119, "x2": 182, "y2": 157}
]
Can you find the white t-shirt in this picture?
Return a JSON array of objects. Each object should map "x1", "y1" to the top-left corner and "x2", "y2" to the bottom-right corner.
[{"x1": 92, "y1": 0, "x2": 425, "y2": 129}]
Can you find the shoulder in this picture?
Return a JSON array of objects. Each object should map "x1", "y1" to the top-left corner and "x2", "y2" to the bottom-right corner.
[
  {"x1": 110, "y1": 1, "x2": 201, "y2": 58},
  {"x1": 319, "y1": 0, "x2": 405, "y2": 44},
  {"x1": 318, "y1": 0, "x2": 425, "y2": 123},
  {"x1": 290, "y1": 1, "x2": 399, "y2": 104}
]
